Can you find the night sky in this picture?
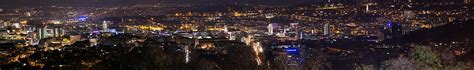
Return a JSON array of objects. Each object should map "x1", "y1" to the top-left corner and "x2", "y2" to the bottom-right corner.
[
  {"x1": 0, "y1": 0, "x2": 329, "y2": 8},
  {"x1": 0, "y1": 0, "x2": 465, "y2": 8}
]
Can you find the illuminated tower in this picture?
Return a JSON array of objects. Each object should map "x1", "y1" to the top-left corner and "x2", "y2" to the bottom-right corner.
[
  {"x1": 323, "y1": 23, "x2": 331, "y2": 36},
  {"x1": 268, "y1": 24, "x2": 274, "y2": 35},
  {"x1": 299, "y1": 31, "x2": 304, "y2": 40},
  {"x1": 365, "y1": 4, "x2": 370, "y2": 12},
  {"x1": 102, "y1": 21, "x2": 110, "y2": 32}
]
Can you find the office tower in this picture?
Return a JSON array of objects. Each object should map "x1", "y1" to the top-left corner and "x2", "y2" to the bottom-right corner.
[
  {"x1": 37, "y1": 26, "x2": 63, "y2": 40},
  {"x1": 53, "y1": 28, "x2": 63, "y2": 37},
  {"x1": 366, "y1": 4, "x2": 370, "y2": 12},
  {"x1": 102, "y1": 21, "x2": 111, "y2": 32},
  {"x1": 268, "y1": 24, "x2": 273, "y2": 35},
  {"x1": 37, "y1": 27, "x2": 48, "y2": 40},
  {"x1": 323, "y1": 23, "x2": 331, "y2": 36},
  {"x1": 268, "y1": 23, "x2": 278, "y2": 35}
]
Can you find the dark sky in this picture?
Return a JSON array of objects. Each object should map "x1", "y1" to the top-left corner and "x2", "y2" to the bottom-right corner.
[{"x1": 0, "y1": 0, "x2": 328, "y2": 8}]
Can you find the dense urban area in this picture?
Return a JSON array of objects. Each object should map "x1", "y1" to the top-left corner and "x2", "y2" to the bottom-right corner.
[{"x1": 0, "y1": 0, "x2": 474, "y2": 69}]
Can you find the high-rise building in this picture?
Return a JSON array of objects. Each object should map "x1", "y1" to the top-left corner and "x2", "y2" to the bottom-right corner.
[
  {"x1": 298, "y1": 31, "x2": 304, "y2": 40},
  {"x1": 37, "y1": 26, "x2": 63, "y2": 40},
  {"x1": 268, "y1": 24, "x2": 273, "y2": 35},
  {"x1": 37, "y1": 27, "x2": 48, "y2": 40},
  {"x1": 102, "y1": 21, "x2": 111, "y2": 32},
  {"x1": 323, "y1": 23, "x2": 331, "y2": 36},
  {"x1": 267, "y1": 23, "x2": 278, "y2": 35},
  {"x1": 53, "y1": 28, "x2": 63, "y2": 37},
  {"x1": 365, "y1": 4, "x2": 370, "y2": 12}
]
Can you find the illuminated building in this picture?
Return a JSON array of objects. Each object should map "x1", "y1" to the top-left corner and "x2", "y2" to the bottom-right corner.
[
  {"x1": 290, "y1": 23, "x2": 299, "y2": 29},
  {"x1": 89, "y1": 38, "x2": 98, "y2": 46},
  {"x1": 265, "y1": 14, "x2": 275, "y2": 19},
  {"x1": 233, "y1": 12, "x2": 242, "y2": 16},
  {"x1": 228, "y1": 34, "x2": 236, "y2": 40},
  {"x1": 299, "y1": 31, "x2": 304, "y2": 40},
  {"x1": 78, "y1": 15, "x2": 88, "y2": 22},
  {"x1": 404, "y1": 11, "x2": 415, "y2": 20},
  {"x1": 69, "y1": 35, "x2": 82, "y2": 43},
  {"x1": 26, "y1": 32, "x2": 37, "y2": 45},
  {"x1": 267, "y1": 23, "x2": 278, "y2": 35},
  {"x1": 268, "y1": 24, "x2": 274, "y2": 35},
  {"x1": 12, "y1": 23, "x2": 20, "y2": 29},
  {"x1": 198, "y1": 43, "x2": 215, "y2": 49},
  {"x1": 102, "y1": 21, "x2": 111, "y2": 32},
  {"x1": 25, "y1": 12, "x2": 32, "y2": 17},
  {"x1": 0, "y1": 29, "x2": 8, "y2": 39},
  {"x1": 37, "y1": 27, "x2": 49, "y2": 40},
  {"x1": 224, "y1": 25, "x2": 228, "y2": 33},
  {"x1": 323, "y1": 23, "x2": 331, "y2": 36},
  {"x1": 52, "y1": 28, "x2": 63, "y2": 37},
  {"x1": 365, "y1": 4, "x2": 370, "y2": 12},
  {"x1": 37, "y1": 27, "x2": 63, "y2": 40}
]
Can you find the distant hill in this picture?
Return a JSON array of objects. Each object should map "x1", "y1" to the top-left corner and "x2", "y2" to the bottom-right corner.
[{"x1": 401, "y1": 20, "x2": 474, "y2": 43}]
